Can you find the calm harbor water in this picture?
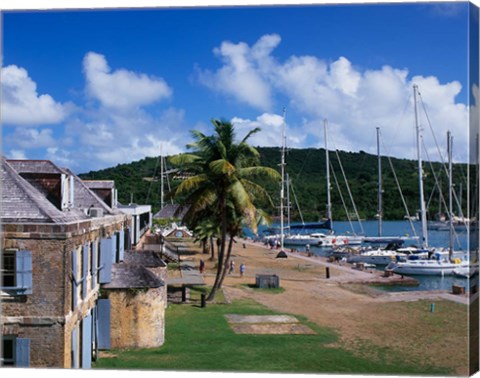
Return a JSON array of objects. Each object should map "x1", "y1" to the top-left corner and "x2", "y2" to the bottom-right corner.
[{"x1": 250, "y1": 220, "x2": 478, "y2": 292}]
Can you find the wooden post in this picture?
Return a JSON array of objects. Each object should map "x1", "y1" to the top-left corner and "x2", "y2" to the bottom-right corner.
[
  {"x1": 326, "y1": 267, "x2": 330, "y2": 279},
  {"x1": 182, "y1": 286, "x2": 187, "y2": 302}
]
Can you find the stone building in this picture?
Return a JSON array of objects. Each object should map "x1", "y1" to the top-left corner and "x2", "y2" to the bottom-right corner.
[
  {"x1": 83, "y1": 180, "x2": 152, "y2": 247},
  {"x1": 0, "y1": 158, "x2": 131, "y2": 368},
  {"x1": 100, "y1": 250, "x2": 167, "y2": 350}
]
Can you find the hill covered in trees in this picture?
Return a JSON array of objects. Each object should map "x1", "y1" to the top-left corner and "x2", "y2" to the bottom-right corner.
[{"x1": 79, "y1": 147, "x2": 470, "y2": 221}]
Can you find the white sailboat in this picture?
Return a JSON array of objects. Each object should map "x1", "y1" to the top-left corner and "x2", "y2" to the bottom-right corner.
[
  {"x1": 265, "y1": 110, "x2": 333, "y2": 248},
  {"x1": 389, "y1": 87, "x2": 469, "y2": 276},
  {"x1": 347, "y1": 127, "x2": 423, "y2": 265},
  {"x1": 285, "y1": 120, "x2": 366, "y2": 248}
]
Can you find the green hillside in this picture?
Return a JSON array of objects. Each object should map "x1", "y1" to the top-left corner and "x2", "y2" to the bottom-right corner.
[{"x1": 79, "y1": 147, "x2": 470, "y2": 221}]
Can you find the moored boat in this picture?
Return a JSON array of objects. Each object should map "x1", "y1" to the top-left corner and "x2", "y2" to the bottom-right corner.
[
  {"x1": 387, "y1": 258, "x2": 470, "y2": 276},
  {"x1": 387, "y1": 104, "x2": 469, "y2": 277}
]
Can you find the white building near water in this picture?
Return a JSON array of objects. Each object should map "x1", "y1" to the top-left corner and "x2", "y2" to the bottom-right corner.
[
  {"x1": 82, "y1": 181, "x2": 152, "y2": 247},
  {"x1": 117, "y1": 203, "x2": 152, "y2": 246}
]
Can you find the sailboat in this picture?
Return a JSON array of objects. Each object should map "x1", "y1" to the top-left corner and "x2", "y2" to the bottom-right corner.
[
  {"x1": 285, "y1": 120, "x2": 364, "y2": 248},
  {"x1": 276, "y1": 111, "x2": 334, "y2": 247},
  {"x1": 388, "y1": 86, "x2": 469, "y2": 276},
  {"x1": 347, "y1": 127, "x2": 425, "y2": 266}
]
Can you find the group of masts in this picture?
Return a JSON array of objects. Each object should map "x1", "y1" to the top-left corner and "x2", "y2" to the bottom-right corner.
[{"x1": 277, "y1": 84, "x2": 463, "y2": 258}]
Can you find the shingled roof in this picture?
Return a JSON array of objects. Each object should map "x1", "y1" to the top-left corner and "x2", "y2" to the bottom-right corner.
[
  {"x1": 1, "y1": 158, "x2": 120, "y2": 223},
  {"x1": 101, "y1": 263, "x2": 164, "y2": 290},
  {"x1": 153, "y1": 204, "x2": 188, "y2": 220},
  {"x1": 7, "y1": 159, "x2": 66, "y2": 174},
  {"x1": 124, "y1": 250, "x2": 167, "y2": 268},
  {"x1": 83, "y1": 180, "x2": 115, "y2": 190},
  {"x1": 1, "y1": 158, "x2": 86, "y2": 223},
  {"x1": 64, "y1": 169, "x2": 116, "y2": 214}
]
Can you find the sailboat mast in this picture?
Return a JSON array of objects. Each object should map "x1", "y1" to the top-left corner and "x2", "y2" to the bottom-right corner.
[
  {"x1": 286, "y1": 172, "x2": 291, "y2": 231},
  {"x1": 160, "y1": 146, "x2": 164, "y2": 210},
  {"x1": 280, "y1": 107, "x2": 287, "y2": 251},
  {"x1": 377, "y1": 127, "x2": 383, "y2": 237},
  {"x1": 413, "y1": 84, "x2": 428, "y2": 248},
  {"x1": 324, "y1": 119, "x2": 332, "y2": 230},
  {"x1": 448, "y1": 131, "x2": 454, "y2": 259}
]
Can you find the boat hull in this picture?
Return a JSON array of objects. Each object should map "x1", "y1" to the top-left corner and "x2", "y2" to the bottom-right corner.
[
  {"x1": 347, "y1": 254, "x2": 395, "y2": 265},
  {"x1": 390, "y1": 260, "x2": 470, "y2": 276},
  {"x1": 283, "y1": 237, "x2": 322, "y2": 246}
]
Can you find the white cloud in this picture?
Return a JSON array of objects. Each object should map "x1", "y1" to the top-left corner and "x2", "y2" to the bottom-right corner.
[
  {"x1": 232, "y1": 113, "x2": 286, "y2": 147},
  {"x1": 8, "y1": 149, "x2": 27, "y2": 160},
  {"x1": 197, "y1": 35, "x2": 280, "y2": 111},
  {"x1": 201, "y1": 34, "x2": 470, "y2": 162},
  {"x1": 94, "y1": 136, "x2": 183, "y2": 167},
  {"x1": 1, "y1": 65, "x2": 69, "y2": 126},
  {"x1": 59, "y1": 106, "x2": 189, "y2": 172},
  {"x1": 327, "y1": 57, "x2": 361, "y2": 97},
  {"x1": 83, "y1": 52, "x2": 172, "y2": 110},
  {"x1": 5, "y1": 127, "x2": 56, "y2": 149},
  {"x1": 45, "y1": 147, "x2": 74, "y2": 168}
]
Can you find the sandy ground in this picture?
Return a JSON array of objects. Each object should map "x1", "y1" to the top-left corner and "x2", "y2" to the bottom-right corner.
[{"x1": 178, "y1": 238, "x2": 475, "y2": 375}]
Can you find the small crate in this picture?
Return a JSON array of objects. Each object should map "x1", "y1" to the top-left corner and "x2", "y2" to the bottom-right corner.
[{"x1": 256, "y1": 274, "x2": 280, "y2": 289}]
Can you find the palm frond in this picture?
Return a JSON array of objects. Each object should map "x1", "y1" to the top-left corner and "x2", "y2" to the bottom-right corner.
[
  {"x1": 227, "y1": 180, "x2": 257, "y2": 230},
  {"x1": 209, "y1": 159, "x2": 236, "y2": 176},
  {"x1": 169, "y1": 153, "x2": 202, "y2": 167},
  {"x1": 239, "y1": 166, "x2": 280, "y2": 181},
  {"x1": 173, "y1": 174, "x2": 209, "y2": 196},
  {"x1": 239, "y1": 127, "x2": 261, "y2": 145},
  {"x1": 239, "y1": 178, "x2": 274, "y2": 206}
]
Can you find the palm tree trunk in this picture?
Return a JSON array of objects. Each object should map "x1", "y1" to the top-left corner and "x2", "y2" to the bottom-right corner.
[
  {"x1": 207, "y1": 195, "x2": 227, "y2": 301},
  {"x1": 217, "y1": 235, "x2": 235, "y2": 289},
  {"x1": 210, "y1": 236, "x2": 215, "y2": 260}
]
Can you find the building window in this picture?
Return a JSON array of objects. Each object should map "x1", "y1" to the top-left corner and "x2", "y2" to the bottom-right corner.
[
  {"x1": 1, "y1": 336, "x2": 15, "y2": 366},
  {"x1": 96, "y1": 241, "x2": 101, "y2": 286},
  {"x1": 71, "y1": 249, "x2": 78, "y2": 311},
  {"x1": 1, "y1": 250, "x2": 32, "y2": 295},
  {"x1": 115, "y1": 232, "x2": 121, "y2": 263},
  {"x1": 1, "y1": 251, "x2": 16, "y2": 287},
  {"x1": 1, "y1": 336, "x2": 30, "y2": 367}
]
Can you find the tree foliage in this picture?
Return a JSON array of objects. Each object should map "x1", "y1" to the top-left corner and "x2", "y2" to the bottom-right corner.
[
  {"x1": 167, "y1": 119, "x2": 279, "y2": 300},
  {"x1": 79, "y1": 147, "x2": 470, "y2": 222}
]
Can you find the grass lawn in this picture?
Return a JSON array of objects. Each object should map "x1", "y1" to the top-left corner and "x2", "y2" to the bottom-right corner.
[{"x1": 94, "y1": 294, "x2": 452, "y2": 375}]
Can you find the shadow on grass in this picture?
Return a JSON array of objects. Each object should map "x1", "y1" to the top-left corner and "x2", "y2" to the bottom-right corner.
[{"x1": 241, "y1": 283, "x2": 285, "y2": 294}]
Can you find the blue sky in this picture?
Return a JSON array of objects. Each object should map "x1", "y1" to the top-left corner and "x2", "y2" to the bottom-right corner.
[{"x1": 1, "y1": 1, "x2": 478, "y2": 173}]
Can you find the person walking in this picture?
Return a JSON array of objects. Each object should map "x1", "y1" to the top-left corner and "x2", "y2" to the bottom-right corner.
[
  {"x1": 228, "y1": 260, "x2": 235, "y2": 274},
  {"x1": 239, "y1": 263, "x2": 245, "y2": 277},
  {"x1": 199, "y1": 259, "x2": 205, "y2": 274}
]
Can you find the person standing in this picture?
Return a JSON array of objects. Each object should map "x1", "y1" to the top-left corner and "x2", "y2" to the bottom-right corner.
[{"x1": 229, "y1": 260, "x2": 235, "y2": 274}]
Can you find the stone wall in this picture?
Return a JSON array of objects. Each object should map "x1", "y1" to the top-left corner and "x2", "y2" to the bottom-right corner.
[
  {"x1": 107, "y1": 286, "x2": 166, "y2": 349},
  {"x1": 1, "y1": 317, "x2": 65, "y2": 367},
  {"x1": 1, "y1": 213, "x2": 131, "y2": 368}
]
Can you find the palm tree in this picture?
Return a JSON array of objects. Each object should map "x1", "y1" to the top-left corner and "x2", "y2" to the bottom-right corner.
[
  {"x1": 170, "y1": 119, "x2": 279, "y2": 300},
  {"x1": 193, "y1": 216, "x2": 220, "y2": 259}
]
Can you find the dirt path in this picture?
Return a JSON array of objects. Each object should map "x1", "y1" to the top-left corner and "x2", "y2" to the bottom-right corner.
[{"x1": 190, "y1": 238, "x2": 472, "y2": 375}]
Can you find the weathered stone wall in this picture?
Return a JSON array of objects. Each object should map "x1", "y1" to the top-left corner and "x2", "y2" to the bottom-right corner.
[
  {"x1": 1, "y1": 320, "x2": 65, "y2": 367},
  {"x1": 107, "y1": 286, "x2": 166, "y2": 349},
  {"x1": 147, "y1": 265, "x2": 168, "y2": 283},
  {"x1": 1, "y1": 214, "x2": 131, "y2": 368},
  {"x1": 2, "y1": 237, "x2": 67, "y2": 317}
]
